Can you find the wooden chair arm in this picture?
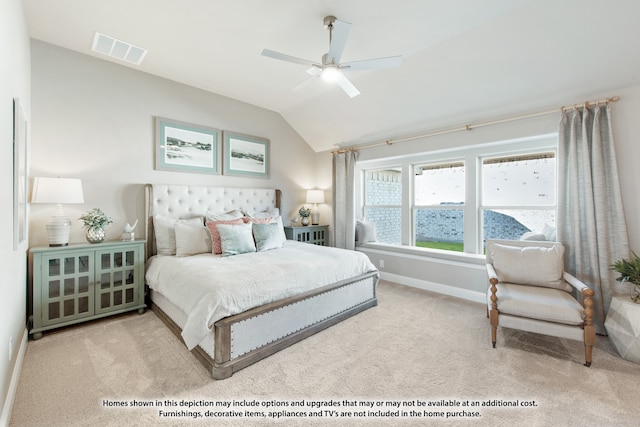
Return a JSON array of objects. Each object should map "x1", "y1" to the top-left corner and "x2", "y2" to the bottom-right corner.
[
  {"x1": 561, "y1": 272, "x2": 594, "y2": 325},
  {"x1": 563, "y1": 271, "x2": 588, "y2": 292},
  {"x1": 486, "y1": 263, "x2": 499, "y2": 285}
]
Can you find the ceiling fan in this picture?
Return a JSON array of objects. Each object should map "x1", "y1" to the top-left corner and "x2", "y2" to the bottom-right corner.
[{"x1": 262, "y1": 15, "x2": 402, "y2": 98}]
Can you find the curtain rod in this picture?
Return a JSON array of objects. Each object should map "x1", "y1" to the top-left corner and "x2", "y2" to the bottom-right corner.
[{"x1": 331, "y1": 95, "x2": 620, "y2": 155}]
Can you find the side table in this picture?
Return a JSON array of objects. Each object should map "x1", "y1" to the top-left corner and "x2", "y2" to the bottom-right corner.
[
  {"x1": 284, "y1": 225, "x2": 328, "y2": 246},
  {"x1": 604, "y1": 296, "x2": 640, "y2": 364}
]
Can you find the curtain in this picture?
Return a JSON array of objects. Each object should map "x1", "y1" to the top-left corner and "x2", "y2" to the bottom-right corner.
[
  {"x1": 332, "y1": 150, "x2": 358, "y2": 249},
  {"x1": 557, "y1": 104, "x2": 630, "y2": 334}
]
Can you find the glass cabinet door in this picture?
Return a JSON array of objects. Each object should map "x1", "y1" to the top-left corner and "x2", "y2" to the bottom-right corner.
[
  {"x1": 41, "y1": 252, "x2": 94, "y2": 326},
  {"x1": 94, "y1": 246, "x2": 142, "y2": 314}
]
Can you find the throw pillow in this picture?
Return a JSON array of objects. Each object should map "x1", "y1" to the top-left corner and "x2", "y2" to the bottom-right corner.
[
  {"x1": 174, "y1": 222, "x2": 212, "y2": 257},
  {"x1": 206, "y1": 209, "x2": 244, "y2": 221},
  {"x1": 206, "y1": 218, "x2": 245, "y2": 255},
  {"x1": 216, "y1": 222, "x2": 256, "y2": 256},
  {"x1": 253, "y1": 222, "x2": 285, "y2": 252},
  {"x1": 355, "y1": 220, "x2": 377, "y2": 246},
  {"x1": 154, "y1": 215, "x2": 203, "y2": 256}
]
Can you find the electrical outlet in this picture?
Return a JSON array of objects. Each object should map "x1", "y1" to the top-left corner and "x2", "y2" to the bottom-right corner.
[
  {"x1": 9, "y1": 337, "x2": 13, "y2": 361},
  {"x1": 379, "y1": 259, "x2": 384, "y2": 268}
]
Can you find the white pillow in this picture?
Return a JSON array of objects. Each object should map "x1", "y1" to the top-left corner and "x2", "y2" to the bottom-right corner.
[
  {"x1": 174, "y1": 222, "x2": 212, "y2": 257},
  {"x1": 154, "y1": 215, "x2": 203, "y2": 255},
  {"x1": 542, "y1": 224, "x2": 557, "y2": 242},
  {"x1": 488, "y1": 243, "x2": 572, "y2": 292},
  {"x1": 520, "y1": 232, "x2": 547, "y2": 241},
  {"x1": 355, "y1": 220, "x2": 377, "y2": 245},
  {"x1": 245, "y1": 208, "x2": 280, "y2": 220},
  {"x1": 206, "y1": 209, "x2": 244, "y2": 221},
  {"x1": 216, "y1": 222, "x2": 256, "y2": 257},
  {"x1": 252, "y1": 222, "x2": 285, "y2": 252}
]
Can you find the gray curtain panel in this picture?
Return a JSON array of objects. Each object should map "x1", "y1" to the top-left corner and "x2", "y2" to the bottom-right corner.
[
  {"x1": 557, "y1": 104, "x2": 630, "y2": 334},
  {"x1": 332, "y1": 150, "x2": 358, "y2": 250}
]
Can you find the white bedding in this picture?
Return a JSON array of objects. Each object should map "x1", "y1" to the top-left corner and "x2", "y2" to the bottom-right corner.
[{"x1": 145, "y1": 240, "x2": 377, "y2": 349}]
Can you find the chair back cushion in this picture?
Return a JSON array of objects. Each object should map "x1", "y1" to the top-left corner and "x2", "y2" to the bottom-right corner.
[{"x1": 487, "y1": 242, "x2": 572, "y2": 292}]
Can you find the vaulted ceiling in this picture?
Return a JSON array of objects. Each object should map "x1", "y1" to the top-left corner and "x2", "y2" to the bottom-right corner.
[{"x1": 24, "y1": 0, "x2": 640, "y2": 152}]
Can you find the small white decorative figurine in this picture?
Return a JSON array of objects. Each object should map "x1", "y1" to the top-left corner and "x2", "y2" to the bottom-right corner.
[{"x1": 123, "y1": 219, "x2": 138, "y2": 241}]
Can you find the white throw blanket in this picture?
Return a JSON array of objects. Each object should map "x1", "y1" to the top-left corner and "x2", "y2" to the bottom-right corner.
[{"x1": 145, "y1": 241, "x2": 377, "y2": 349}]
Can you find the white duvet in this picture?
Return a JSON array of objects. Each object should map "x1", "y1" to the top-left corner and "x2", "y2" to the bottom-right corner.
[{"x1": 145, "y1": 240, "x2": 377, "y2": 349}]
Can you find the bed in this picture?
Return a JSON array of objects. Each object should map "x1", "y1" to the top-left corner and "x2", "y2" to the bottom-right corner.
[{"x1": 144, "y1": 184, "x2": 379, "y2": 379}]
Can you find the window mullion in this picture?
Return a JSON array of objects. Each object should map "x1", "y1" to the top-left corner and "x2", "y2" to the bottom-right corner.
[{"x1": 464, "y1": 155, "x2": 479, "y2": 254}]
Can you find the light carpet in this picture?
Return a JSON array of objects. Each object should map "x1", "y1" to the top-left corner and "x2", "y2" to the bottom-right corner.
[{"x1": 9, "y1": 281, "x2": 640, "y2": 426}]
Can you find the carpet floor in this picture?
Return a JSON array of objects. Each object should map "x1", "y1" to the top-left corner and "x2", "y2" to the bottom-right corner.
[{"x1": 9, "y1": 280, "x2": 640, "y2": 426}]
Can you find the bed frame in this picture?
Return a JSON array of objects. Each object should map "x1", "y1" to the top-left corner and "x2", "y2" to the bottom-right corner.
[{"x1": 144, "y1": 184, "x2": 378, "y2": 379}]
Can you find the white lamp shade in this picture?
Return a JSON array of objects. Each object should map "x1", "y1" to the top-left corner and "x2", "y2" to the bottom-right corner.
[
  {"x1": 306, "y1": 189, "x2": 325, "y2": 204},
  {"x1": 31, "y1": 177, "x2": 84, "y2": 246},
  {"x1": 31, "y1": 177, "x2": 84, "y2": 204}
]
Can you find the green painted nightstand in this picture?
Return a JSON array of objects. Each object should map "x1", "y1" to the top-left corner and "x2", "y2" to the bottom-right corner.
[
  {"x1": 29, "y1": 240, "x2": 146, "y2": 339},
  {"x1": 284, "y1": 225, "x2": 329, "y2": 246}
]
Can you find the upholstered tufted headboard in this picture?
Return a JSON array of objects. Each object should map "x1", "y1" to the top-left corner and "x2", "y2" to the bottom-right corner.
[{"x1": 144, "y1": 183, "x2": 281, "y2": 257}]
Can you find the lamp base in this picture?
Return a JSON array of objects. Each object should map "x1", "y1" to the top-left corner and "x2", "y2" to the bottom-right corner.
[
  {"x1": 311, "y1": 212, "x2": 320, "y2": 225},
  {"x1": 46, "y1": 211, "x2": 72, "y2": 246}
]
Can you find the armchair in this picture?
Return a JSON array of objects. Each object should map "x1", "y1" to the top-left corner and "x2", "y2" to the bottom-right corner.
[{"x1": 486, "y1": 240, "x2": 595, "y2": 367}]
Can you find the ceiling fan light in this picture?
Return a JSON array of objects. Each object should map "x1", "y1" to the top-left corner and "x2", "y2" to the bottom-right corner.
[{"x1": 321, "y1": 66, "x2": 340, "y2": 82}]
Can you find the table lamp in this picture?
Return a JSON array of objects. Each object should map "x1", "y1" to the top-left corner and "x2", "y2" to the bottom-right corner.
[
  {"x1": 31, "y1": 177, "x2": 84, "y2": 246},
  {"x1": 306, "y1": 189, "x2": 325, "y2": 225}
]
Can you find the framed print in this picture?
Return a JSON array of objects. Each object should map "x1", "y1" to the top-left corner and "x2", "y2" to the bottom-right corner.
[
  {"x1": 13, "y1": 98, "x2": 28, "y2": 250},
  {"x1": 155, "y1": 117, "x2": 221, "y2": 174},
  {"x1": 223, "y1": 131, "x2": 270, "y2": 178}
]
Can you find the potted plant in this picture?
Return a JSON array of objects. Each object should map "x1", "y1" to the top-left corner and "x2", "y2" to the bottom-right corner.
[
  {"x1": 79, "y1": 208, "x2": 113, "y2": 243},
  {"x1": 298, "y1": 206, "x2": 312, "y2": 226},
  {"x1": 612, "y1": 252, "x2": 640, "y2": 303}
]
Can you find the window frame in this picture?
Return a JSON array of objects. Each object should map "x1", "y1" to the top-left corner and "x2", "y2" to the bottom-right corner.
[{"x1": 355, "y1": 134, "x2": 557, "y2": 255}]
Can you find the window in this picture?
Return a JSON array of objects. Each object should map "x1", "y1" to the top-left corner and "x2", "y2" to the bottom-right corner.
[
  {"x1": 481, "y1": 153, "x2": 556, "y2": 242},
  {"x1": 363, "y1": 169, "x2": 401, "y2": 244},
  {"x1": 357, "y1": 134, "x2": 557, "y2": 255},
  {"x1": 414, "y1": 162, "x2": 465, "y2": 252}
]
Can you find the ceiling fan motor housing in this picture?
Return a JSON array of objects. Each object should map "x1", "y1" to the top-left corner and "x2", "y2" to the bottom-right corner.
[{"x1": 323, "y1": 15, "x2": 337, "y2": 30}]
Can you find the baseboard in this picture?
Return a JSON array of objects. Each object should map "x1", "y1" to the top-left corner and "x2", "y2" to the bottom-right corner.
[
  {"x1": 0, "y1": 329, "x2": 27, "y2": 427},
  {"x1": 380, "y1": 271, "x2": 486, "y2": 304}
]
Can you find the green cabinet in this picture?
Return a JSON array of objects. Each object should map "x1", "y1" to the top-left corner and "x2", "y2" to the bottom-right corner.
[
  {"x1": 284, "y1": 225, "x2": 329, "y2": 246},
  {"x1": 30, "y1": 240, "x2": 146, "y2": 339}
]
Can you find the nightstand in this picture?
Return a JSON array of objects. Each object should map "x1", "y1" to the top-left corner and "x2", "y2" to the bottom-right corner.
[
  {"x1": 29, "y1": 240, "x2": 146, "y2": 339},
  {"x1": 284, "y1": 225, "x2": 329, "y2": 246}
]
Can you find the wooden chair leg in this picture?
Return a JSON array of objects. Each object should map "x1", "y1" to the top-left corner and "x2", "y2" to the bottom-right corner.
[
  {"x1": 582, "y1": 288, "x2": 595, "y2": 367},
  {"x1": 489, "y1": 309, "x2": 498, "y2": 348},
  {"x1": 489, "y1": 280, "x2": 499, "y2": 348},
  {"x1": 583, "y1": 324, "x2": 595, "y2": 367}
]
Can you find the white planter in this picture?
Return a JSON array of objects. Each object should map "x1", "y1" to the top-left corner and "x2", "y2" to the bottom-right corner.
[{"x1": 605, "y1": 296, "x2": 640, "y2": 364}]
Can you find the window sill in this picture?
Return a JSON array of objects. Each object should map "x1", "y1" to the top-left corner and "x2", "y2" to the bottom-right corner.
[{"x1": 356, "y1": 242, "x2": 486, "y2": 266}]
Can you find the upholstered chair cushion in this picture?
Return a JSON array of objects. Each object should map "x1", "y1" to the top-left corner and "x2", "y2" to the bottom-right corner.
[
  {"x1": 487, "y1": 242, "x2": 572, "y2": 292},
  {"x1": 488, "y1": 283, "x2": 585, "y2": 326}
]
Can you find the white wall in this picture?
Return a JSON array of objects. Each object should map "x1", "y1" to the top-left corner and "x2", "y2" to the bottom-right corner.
[
  {"x1": 324, "y1": 85, "x2": 640, "y2": 299},
  {"x1": 29, "y1": 41, "x2": 320, "y2": 248},
  {"x1": 0, "y1": 0, "x2": 31, "y2": 424}
]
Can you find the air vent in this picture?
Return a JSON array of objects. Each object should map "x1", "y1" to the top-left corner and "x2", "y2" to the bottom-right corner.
[{"x1": 91, "y1": 32, "x2": 147, "y2": 65}]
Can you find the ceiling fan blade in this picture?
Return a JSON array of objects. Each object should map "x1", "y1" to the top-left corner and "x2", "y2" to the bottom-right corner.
[
  {"x1": 341, "y1": 55, "x2": 402, "y2": 71},
  {"x1": 335, "y1": 72, "x2": 360, "y2": 98},
  {"x1": 261, "y1": 49, "x2": 315, "y2": 67},
  {"x1": 327, "y1": 18, "x2": 352, "y2": 64},
  {"x1": 289, "y1": 75, "x2": 318, "y2": 93},
  {"x1": 306, "y1": 65, "x2": 322, "y2": 77}
]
